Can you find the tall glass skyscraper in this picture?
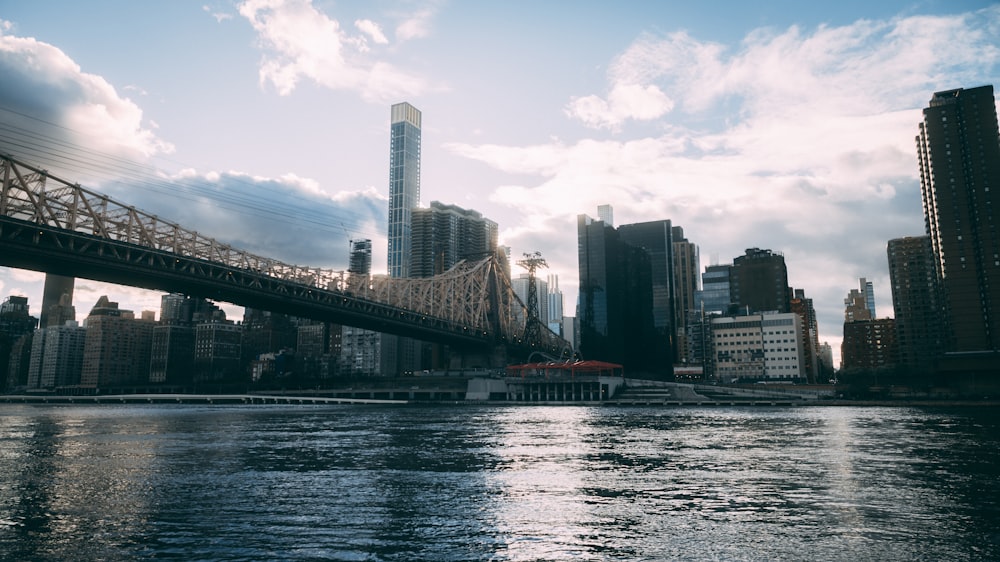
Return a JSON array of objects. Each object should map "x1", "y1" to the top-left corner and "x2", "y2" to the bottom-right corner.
[
  {"x1": 388, "y1": 102, "x2": 422, "y2": 278},
  {"x1": 916, "y1": 85, "x2": 1000, "y2": 353}
]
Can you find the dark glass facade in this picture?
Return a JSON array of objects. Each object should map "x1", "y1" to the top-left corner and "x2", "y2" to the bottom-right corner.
[
  {"x1": 887, "y1": 235, "x2": 943, "y2": 371},
  {"x1": 577, "y1": 215, "x2": 665, "y2": 378},
  {"x1": 731, "y1": 248, "x2": 790, "y2": 314}
]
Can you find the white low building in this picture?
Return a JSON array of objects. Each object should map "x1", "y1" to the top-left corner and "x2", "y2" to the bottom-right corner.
[{"x1": 711, "y1": 312, "x2": 804, "y2": 382}]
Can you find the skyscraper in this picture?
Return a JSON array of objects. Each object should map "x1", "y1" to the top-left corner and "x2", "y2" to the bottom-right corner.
[
  {"x1": 916, "y1": 85, "x2": 1000, "y2": 353},
  {"x1": 730, "y1": 248, "x2": 790, "y2": 314},
  {"x1": 672, "y1": 226, "x2": 700, "y2": 364},
  {"x1": 577, "y1": 213, "x2": 662, "y2": 378},
  {"x1": 860, "y1": 278, "x2": 876, "y2": 318},
  {"x1": 388, "y1": 102, "x2": 422, "y2": 279},
  {"x1": 887, "y1": 236, "x2": 943, "y2": 372},
  {"x1": 410, "y1": 201, "x2": 498, "y2": 277},
  {"x1": 618, "y1": 220, "x2": 677, "y2": 368}
]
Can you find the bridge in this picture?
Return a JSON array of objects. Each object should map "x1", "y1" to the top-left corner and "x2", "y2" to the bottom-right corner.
[{"x1": 0, "y1": 154, "x2": 571, "y2": 362}]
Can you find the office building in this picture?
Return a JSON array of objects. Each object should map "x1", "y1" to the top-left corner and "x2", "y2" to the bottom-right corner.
[
  {"x1": 39, "y1": 274, "x2": 74, "y2": 329},
  {"x1": 730, "y1": 248, "x2": 790, "y2": 314},
  {"x1": 887, "y1": 236, "x2": 943, "y2": 372},
  {"x1": 598, "y1": 204, "x2": 614, "y2": 227},
  {"x1": 860, "y1": 278, "x2": 876, "y2": 318},
  {"x1": 697, "y1": 264, "x2": 734, "y2": 315},
  {"x1": 916, "y1": 85, "x2": 1000, "y2": 353},
  {"x1": 513, "y1": 273, "x2": 549, "y2": 328},
  {"x1": 577, "y1": 213, "x2": 662, "y2": 377},
  {"x1": 618, "y1": 220, "x2": 677, "y2": 368},
  {"x1": 342, "y1": 238, "x2": 381, "y2": 376},
  {"x1": 546, "y1": 274, "x2": 564, "y2": 337},
  {"x1": 790, "y1": 288, "x2": 820, "y2": 383},
  {"x1": 711, "y1": 312, "x2": 804, "y2": 382}
]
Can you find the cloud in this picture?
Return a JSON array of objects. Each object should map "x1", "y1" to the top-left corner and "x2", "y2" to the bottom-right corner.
[
  {"x1": 95, "y1": 169, "x2": 387, "y2": 270},
  {"x1": 238, "y1": 0, "x2": 429, "y2": 102},
  {"x1": 0, "y1": 27, "x2": 173, "y2": 167},
  {"x1": 395, "y1": 8, "x2": 434, "y2": 42},
  {"x1": 451, "y1": 7, "x2": 1000, "y2": 359}
]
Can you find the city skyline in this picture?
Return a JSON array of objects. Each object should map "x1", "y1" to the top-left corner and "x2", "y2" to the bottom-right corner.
[{"x1": 1, "y1": 1, "x2": 999, "y2": 368}]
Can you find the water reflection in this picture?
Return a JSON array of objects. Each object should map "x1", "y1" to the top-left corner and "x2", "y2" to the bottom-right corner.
[{"x1": 0, "y1": 404, "x2": 997, "y2": 561}]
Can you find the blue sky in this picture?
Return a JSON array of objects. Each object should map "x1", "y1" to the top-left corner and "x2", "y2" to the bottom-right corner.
[{"x1": 1, "y1": 0, "x2": 999, "y2": 366}]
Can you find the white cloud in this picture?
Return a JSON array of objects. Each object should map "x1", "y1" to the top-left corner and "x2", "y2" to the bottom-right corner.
[
  {"x1": 238, "y1": 0, "x2": 429, "y2": 102},
  {"x1": 355, "y1": 19, "x2": 388, "y2": 45},
  {"x1": 0, "y1": 29, "x2": 173, "y2": 164},
  {"x1": 452, "y1": 7, "x2": 1000, "y2": 363},
  {"x1": 395, "y1": 8, "x2": 434, "y2": 42}
]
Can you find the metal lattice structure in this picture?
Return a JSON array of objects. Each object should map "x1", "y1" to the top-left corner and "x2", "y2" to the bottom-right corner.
[{"x1": 0, "y1": 153, "x2": 569, "y2": 354}]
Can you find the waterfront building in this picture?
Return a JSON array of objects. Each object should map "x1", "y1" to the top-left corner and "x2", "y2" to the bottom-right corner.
[
  {"x1": 730, "y1": 248, "x2": 791, "y2": 314},
  {"x1": 887, "y1": 236, "x2": 943, "y2": 373},
  {"x1": 194, "y1": 320, "x2": 243, "y2": 382},
  {"x1": 513, "y1": 274, "x2": 549, "y2": 329},
  {"x1": 149, "y1": 325, "x2": 195, "y2": 384},
  {"x1": 672, "y1": 226, "x2": 700, "y2": 364},
  {"x1": 710, "y1": 312, "x2": 804, "y2": 382},
  {"x1": 841, "y1": 318, "x2": 898, "y2": 371},
  {"x1": 385, "y1": 102, "x2": 422, "y2": 375},
  {"x1": 618, "y1": 219, "x2": 678, "y2": 370},
  {"x1": 577, "y1": 213, "x2": 662, "y2": 378},
  {"x1": 1, "y1": 295, "x2": 38, "y2": 389},
  {"x1": 80, "y1": 296, "x2": 154, "y2": 388},
  {"x1": 33, "y1": 322, "x2": 86, "y2": 389},
  {"x1": 242, "y1": 308, "x2": 297, "y2": 374},
  {"x1": 5, "y1": 333, "x2": 33, "y2": 391},
  {"x1": 342, "y1": 238, "x2": 381, "y2": 377},
  {"x1": 916, "y1": 85, "x2": 1000, "y2": 354}
]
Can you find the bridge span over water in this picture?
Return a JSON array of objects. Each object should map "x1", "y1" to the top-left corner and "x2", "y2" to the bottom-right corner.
[{"x1": 0, "y1": 154, "x2": 570, "y2": 360}]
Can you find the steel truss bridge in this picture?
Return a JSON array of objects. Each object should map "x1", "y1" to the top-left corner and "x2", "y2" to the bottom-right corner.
[{"x1": 0, "y1": 154, "x2": 570, "y2": 359}]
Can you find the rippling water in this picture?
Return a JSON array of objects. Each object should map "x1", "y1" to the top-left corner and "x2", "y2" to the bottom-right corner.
[{"x1": 1, "y1": 404, "x2": 998, "y2": 561}]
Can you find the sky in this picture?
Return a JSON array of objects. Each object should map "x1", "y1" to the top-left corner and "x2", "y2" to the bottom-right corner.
[{"x1": 1, "y1": 0, "x2": 999, "y2": 368}]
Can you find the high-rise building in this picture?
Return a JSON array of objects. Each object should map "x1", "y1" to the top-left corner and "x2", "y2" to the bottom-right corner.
[
  {"x1": 194, "y1": 320, "x2": 243, "y2": 382},
  {"x1": 842, "y1": 318, "x2": 898, "y2": 371},
  {"x1": 598, "y1": 204, "x2": 614, "y2": 227},
  {"x1": 546, "y1": 274, "x2": 564, "y2": 337},
  {"x1": 80, "y1": 296, "x2": 154, "y2": 387},
  {"x1": 860, "y1": 278, "x2": 876, "y2": 319},
  {"x1": 28, "y1": 321, "x2": 86, "y2": 389},
  {"x1": 790, "y1": 288, "x2": 820, "y2": 383},
  {"x1": 388, "y1": 102, "x2": 422, "y2": 279},
  {"x1": 40, "y1": 274, "x2": 74, "y2": 329},
  {"x1": 916, "y1": 85, "x2": 1000, "y2": 353},
  {"x1": 672, "y1": 226, "x2": 700, "y2": 364},
  {"x1": 887, "y1": 236, "x2": 943, "y2": 372},
  {"x1": 342, "y1": 239, "x2": 381, "y2": 376},
  {"x1": 730, "y1": 248, "x2": 790, "y2": 314},
  {"x1": 410, "y1": 201, "x2": 498, "y2": 277},
  {"x1": 577, "y1": 213, "x2": 663, "y2": 377},
  {"x1": 618, "y1": 219, "x2": 677, "y2": 369},
  {"x1": 513, "y1": 273, "x2": 549, "y2": 329},
  {"x1": 844, "y1": 286, "x2": 873, "y2": 323},
  {"x1": 697, "y1": 264, "x2": 733, "y2": 315},
  {"x1": 1, "y1": 295, "x2": 38, "y2": 389}
]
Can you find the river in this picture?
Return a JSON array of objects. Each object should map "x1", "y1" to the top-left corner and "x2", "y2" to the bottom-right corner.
[{"x1": 1, "y1": 404, "x2": 998, "y2": 561}]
